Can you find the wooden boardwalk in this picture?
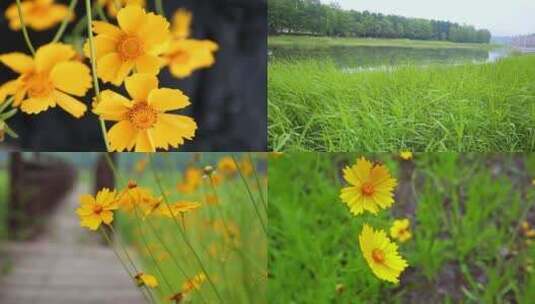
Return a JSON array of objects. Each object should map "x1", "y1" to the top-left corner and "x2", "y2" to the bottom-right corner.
[{"x1": 0, "y1": 184, "x2": 145, "y2": 304}]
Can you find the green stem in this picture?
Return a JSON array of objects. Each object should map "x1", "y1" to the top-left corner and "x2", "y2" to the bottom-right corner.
[
  {"x1": 84, "y1": 0, "x2": 111, "y2": 151},
  {"x1": 52, "y1": 0, "x2": 78, "y2": 43},
  {"x1": 249, "y1": 153, "x2": 268, "y2": 213},
  {"x1": 155, "y1": 0, "x2": 164, "y2": 16},
  {"x1": 0, "y1": 97, "x2": 15, "y2": 113},
  {"x1": 231, "y1": 155, "x2": 267, "y2": 234},
  {"x1": 15, "y1": 0, "x2": 35, "y2": 55}
]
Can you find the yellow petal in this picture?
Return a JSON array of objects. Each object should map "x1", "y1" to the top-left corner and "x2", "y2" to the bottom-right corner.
[
  {"x1": 0, "y1": 53, "x2": 35, "y2": 74},
  {"x1": 117, "y1": 5, "x2": 146, "y2": 35},
  {"x1": 92, "y1": 21, "x2": 123, "y2": 40},
  {"x1": 101, "y1": 211, "x2": 114, "y2": 224},
  {"x1": 153, "y1": 113, "x2": 196, "y2": 149},
  {"x1": 108, "y1": 120, "x2": 138, "y2": 152},
  {"x1": 20, "y1": 96, "x2": 56, "y2": 115},
  {"x1": 113, "y1": 60, "x2": 135, "y2": 86},
  {"x1": 50, "y1": 62, "x2": 92, "y2": 96},
  {"x1": 80, "y1": 214, "x2": 102, "y2": 230},
  {"x1": 148, "y1": 88, "x2": 190, "y2": 112},
  {"x1": 135, "y1": 54, "x2": 161, "y2": 75},
  {"x1": 96, "y1": 53, "x2": 122, "y2": 84},
  {"x1": 138, "y1": 13, "x2": 170, "y2": 48},
  {"x1": 54, "y1": 91, "x2": 87, "y2": 118},
  {"x1": 0, "y1": 80, "x2": 20, "y2": 102},
  {"x1": 35, "y1": 43, "x2": 76, "y2": 72},
  {"x1": 94, "y1": 90, "x2": 131, "y2": 121},
  {"x1": 135, "y1": 130, "x2": 156, "y2": 152},
  {"x1": 125, "y1": 73, "x2": 158, "y2": 101},
  {"x1": 79, "y1": 194, "x2": 95, "y2": 206},
  {"x1": 83, "y1": 35, "x2": 118, "y2": 60}
]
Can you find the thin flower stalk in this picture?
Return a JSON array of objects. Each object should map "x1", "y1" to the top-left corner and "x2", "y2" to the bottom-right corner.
[
  {"x1": 248, "y1": 153, "x2": 268, "y2": 213},
  {"x1": 15, "y1": 0, "x2": 36, "y2": 55},
  {"x1": 231, "y1": 155, "x2": 267, "y2": 234},
  {"x1": 148, "y1": 154, "x2": 224, "y2": 304},
  {"x1": 52, "y1": 0, "x2": 79, "y2": 43},
  {"x1": 84, "y1": 0, "x2": 111, "y2": 151}
]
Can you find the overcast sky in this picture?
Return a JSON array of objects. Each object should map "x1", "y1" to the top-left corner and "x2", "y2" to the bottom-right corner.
[{"x1": 332, "y1": 0, "x2": 535, "y2": 36}]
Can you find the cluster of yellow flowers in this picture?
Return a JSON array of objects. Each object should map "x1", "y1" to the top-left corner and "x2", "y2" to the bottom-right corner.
[
  {"x1": 0, "y1": 0, "x2": 218, "y2": 151},
  {"x1": 339, "y1": 156, "x2": 411, "y2": 284}
]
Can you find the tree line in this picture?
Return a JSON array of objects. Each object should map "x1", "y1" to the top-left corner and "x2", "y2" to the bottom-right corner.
[{"x1": 268, "y1": 0, "x2": 492, "y2": 43}]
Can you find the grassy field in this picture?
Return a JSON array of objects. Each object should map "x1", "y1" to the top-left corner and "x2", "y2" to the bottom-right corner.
[
  {"x1": 269, "y1": 35, "x2": 498, "y2": 50},
  {"x1": 269, "y1": 55, "x2": 535, "y2": 151},
  {"x1": 268, "y1": 153, "x2": 535, "y2": 303},
  {"x1": 113, "y1": 153, "x2": 267, "y2": 303}
]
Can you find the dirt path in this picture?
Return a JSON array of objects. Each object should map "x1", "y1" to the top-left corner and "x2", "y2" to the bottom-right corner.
[{"x1": 0, "y1": 183, "x2": 145, "y2": 304}]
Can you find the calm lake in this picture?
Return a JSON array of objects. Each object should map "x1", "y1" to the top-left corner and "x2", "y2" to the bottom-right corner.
[{"x1": 269, "y1": 45, "x2": 510, "y2": 70}]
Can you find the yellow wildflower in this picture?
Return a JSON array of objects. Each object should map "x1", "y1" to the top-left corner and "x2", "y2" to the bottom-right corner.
[
  {"x1": 399, "y1": 151, "x2": 413, "y2": 160},
  {"x1": 97, "y1": 0, "x2": 146, "y2": 18},
  {"x1": 205, "y1": 194, "x2": 218, "y2": 205},
  {"x1": 0, "y1": 43, "x2": 91, "y2": 117},
  {"x1": 340, "y1": 157, "x2": 397, "y2": 215},
  {"x1": 76, "y1": 188, "x2": 118, "y2": 230},
  {"x1": 390, "y1": 219, "x2": 412, "y2": 243},
  {"x1": 6, "y1": 0, "x2": 72, "y2": 31},
  {"x1": 84, "y1": 5, "x2": 170, "y2": 85},
  {"x1": 93, "y1": 73, "x2": 197, "y2": 152},
  {"x1": 182, "y1": 273, "x2": 206, "y2": 293},
  {"x1": 209, "y1": 172, "x2": 224, "y2": 186},
  {"x1": 118, "y1": 184, "x2": 157, "y2": 212},
  {"x1": 164, "y1": 39, "x2": 218, "y2": 79},
  {"x1": 176, "y1": 167, "x2": 203, "y2": 194},
  {"x1": 359, "y1": 224, "x2": 408, "y2": 283},
  {"x1": 172, "y1": 8, "x2": 192, "y2": 39},
  {"x1": 218, "y1": 156, "x2": 237, "y2": 175},
  {"x1": 239, "y1": 157, "x2": 254, "y2": 176},
  {"x1": 153, "y1": 201, "x2": 201, "y2": 218},
  {"x1": 135, "y1": 272, "x2": 158, "y2": 288}
]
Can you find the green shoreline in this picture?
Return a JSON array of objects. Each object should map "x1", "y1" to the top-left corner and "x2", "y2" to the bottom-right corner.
[{"x1": 268, "y1": 35, "x2": 500, "y2": 51}]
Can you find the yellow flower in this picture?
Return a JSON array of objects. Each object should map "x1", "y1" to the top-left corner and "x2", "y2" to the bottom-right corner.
[
  {"x1": 172, "y1": 8, "x2": 192, "y2": 39},
  {"x1": 93, "y1": 73, "x2": 197, "y2": 152},
  {"x1": 76, "y1": 188, "x2": 118, "y2": 230},
  {"x1": 118, "y1": 184, "x2": 157, "y2": 212},
  {"x1": 399, "y1": 151, "x2": 413, "y2": 160},
  {"x1": 0, "y1": 43, "x2": 91, "y2": 117},
  {"x1": 205, "y1": 194, "x2": 218, "y2": 205},
  {"x1": 176, "y1": 167, "x2": 202, "y2": 194},
  {"x1": 390, "y1": 219, "x2": 412, "y2": 243},
  {"x1": 208, "y1": 172, "x2": 223, "y2": 187},
  {"x1": 164, "y1": 39, "x2": 218, "y2": 79},
  {"x1": 135, "y1": 272, "x2": 158, "y2": 288},
  {"x1": 218, "y1": 156, "x2": 237, "y2": 175},
  {"x1": 340, "y1": 157, "x2": 397, "y2": 215},
  {"x1": 182, "y1": 273, "x2": 206, "y2": 293},
  {"x1": 153, "y1": 201, "x2": 201, "y2": 218},
  {"x1": 239, "y1": 157, "x2": 254, "y2": 176},
  {"x1": 84, "y1": 5, "x2": 170, "y2": 85},
  {"x1": 97, "y1": 0, "x2": 146, "y2": 18},
  {"x1": 5, "y1": 0, "x2": 72, "y2": 31},
  {"x1": 359, "y1": 224, "x2": 408, "y2": 283}
]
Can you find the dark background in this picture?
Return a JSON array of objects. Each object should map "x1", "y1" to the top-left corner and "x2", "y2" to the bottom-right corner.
[{"x1": 0, "y1": 0, "x2": 267, "y2": 151}]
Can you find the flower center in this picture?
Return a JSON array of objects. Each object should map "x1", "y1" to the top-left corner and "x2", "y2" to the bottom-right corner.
[
  {"x1": 361, "y1": 182, "x2": 375, "y2": 196},
  {"x1": 171, "y1": 50, "x2": 190, "y2": 64},
  {"x1": 118, "y1": 36, "x2": 144, "y2": 60},
  {"x1": 371, "y1": 248, "x2": 385, "y2": 264},
  {"x1": 23, "y1": 72, "x2": 54, "y2": 98},
  {"x1": 127, "y1": 102, "x2": 158, "y2": 130},
  {"x1": 93, "y1": 205, "x2": 103, "y2": 215}
]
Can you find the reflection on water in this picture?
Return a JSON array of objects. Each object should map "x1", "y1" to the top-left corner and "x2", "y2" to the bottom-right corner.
[{"x1": 269, "y1": 45, "x2": 510, "y2": 69}]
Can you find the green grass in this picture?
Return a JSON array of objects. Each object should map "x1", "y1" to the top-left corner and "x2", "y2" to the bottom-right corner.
[
  {"x1": 269, "y1": 35, "x2": 498, "y2": 50},
  {"x1": 269, "y1": 55, "x2": 535, "y2": 151},
  {"x1": 268, "y1": 153, "x2": 535, "y2": 303},
  {"x1": 114, "y1": 153, "x2": 267, "y2": 303}
]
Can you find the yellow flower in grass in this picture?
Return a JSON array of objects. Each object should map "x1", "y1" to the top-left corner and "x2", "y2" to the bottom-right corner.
[
  {"x1": 84, "y1": 5, "x2": 170, "y2": 85},
  {"x1": 182, "y1": 273, "x2": 206, "y2": 293},
  {"x1": 76, "y1": 188, "x2": 118, "y2": 230},
  {"x1": 135, "y1": 272, "x2": 158, "y2": 288},
  {"x1": 390, "y1": 219, "x2": 412, "y2": 243},
  {"x1": 118, "y1": 184, "x2": 157, "y2": 212},
  {"x1": 239, "y1": 157, "x2": 254, "y2": 176},
  {"x1": 399, "y1": 151, "x2": 413, "y2": 160},
  {"x1": 164, "y1": 39, "x2": 219, "y2": 79},
  {"x1": 97, "y1": 0, "x2": 146, "y2": 18},
  {"x1": 153, "y1": 201, "x2": 201, "y2": 218},
  {"x1": 93, "y1": 73, "x2": 197, "y2": 152},
  {"x1": 172, "y1": 8, "x2": 192, "y2": 39},
  {"x1": 6, "y1": 0, "x2": 72, "y2": 31},
  {"x1": 218, "y1": 156, "x2": 237, "y2": 175},
  {"x1": 340, "y1": 157, "x2": 397, "y2": 215},
  {"x1": 0, "y1": 43, "x2": 91, "y2": 117},
  {"x1": 176, "y1": 167, "x2": 203, "y2": 194},
  {"x1": 359, "y1": 224, "x2": 408, "y2": 283}
]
